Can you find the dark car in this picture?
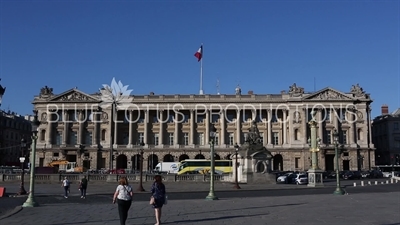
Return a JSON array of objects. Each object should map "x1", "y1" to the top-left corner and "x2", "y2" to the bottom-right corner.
[{"x1": 343, "y1": 171, "x2": 361, "y2": 180}]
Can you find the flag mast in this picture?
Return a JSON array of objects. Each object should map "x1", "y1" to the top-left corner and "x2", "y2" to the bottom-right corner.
[{"x1": 199, "y1": 43, "x2": 204, "y2": 95}]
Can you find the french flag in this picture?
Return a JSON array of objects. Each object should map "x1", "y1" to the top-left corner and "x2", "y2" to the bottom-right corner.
[{"x1": 194, "y1": 45, "x2": 203, "y2": 62}]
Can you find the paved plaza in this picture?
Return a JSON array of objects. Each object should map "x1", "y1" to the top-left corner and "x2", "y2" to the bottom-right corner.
[{"x1": 1, "y1": 190, "x2": 399, "y2": 225}]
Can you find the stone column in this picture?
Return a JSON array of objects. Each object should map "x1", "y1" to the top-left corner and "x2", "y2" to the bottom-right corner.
[
  {"x1": 47, "y1": 113, "x2": 53, "y2": 145},
  {"x1": 267, "y1": 110, "x2": 272, "y2": 144},
  {"x1": 78, "y1": 110, "x2": 84, "y2": 144},
  {"x1": 288, "y1": 109, "x2": 293, "y2": 143},
  {"x1": 159, "y1": 111, "x2": 164, "y2": 145},
  {"x1": 144, "y1": 110, "x2": 148, "y2": 144},
  {"x1": 349, "y1": 111, "x2": 355, "y2": 145},
  {"x1": 63, "y1": 110, "x2": 68, "y2": 144},
  {"x1": 302, "y1": 108, "x2": 307, "y2": 144},
  {"x1": 283, "y1": 109, "x2": 287, "y2": 144},
  {"x1": 236, "y1": 110, "x2": 241, "y2": 144},
  {"x1": 333, "y1": 108, "x2": 339, "y2": 130},
  {"x1": 174, "y1": 111, "x2": 179, "y2": 145},
  {"x1": 93, "y1": 110, "x2": 98, "y2": 146},
  {"x1": 190, "y1": 110, "x2": 195, "y2": 145},
  {"x1": 318, "y1": 109, "x2": 323, "y2": 142},
  {"x1": 128, "y1": 110, "x2": 133, "y2": 146},
  {"x1": 220, "y1": 110, "x2": 226, "y2": 145},
  {"x1": 205, "y1": 110, "x2": 210, "y2": 144}
]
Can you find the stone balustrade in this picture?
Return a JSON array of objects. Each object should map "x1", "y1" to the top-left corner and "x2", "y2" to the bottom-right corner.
[{"x1": 0, "y1": 173, "x2": 233, "y2": 184}]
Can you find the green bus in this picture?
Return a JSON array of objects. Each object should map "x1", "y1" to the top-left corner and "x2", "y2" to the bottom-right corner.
[{"x1": 177, "y1": 159, "x2": 232, "y2": 175}]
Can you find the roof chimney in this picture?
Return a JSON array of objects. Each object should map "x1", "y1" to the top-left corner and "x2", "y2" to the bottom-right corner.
[
  {"x1": 248, "y1": 90, "x2": 253, "y2": 95},
  {"x1": 381, "y1": 104, "x2": 389, "y2": 114}
]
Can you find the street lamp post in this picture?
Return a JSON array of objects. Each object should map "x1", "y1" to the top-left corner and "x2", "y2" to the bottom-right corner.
[
  {"x1": 333, "y1": 129, "x2": 345, "y2": 195},
  {"x1": 233, "y1": 143, "x2": 241, "y2": 189},
  {"x1": 137, "y1": 141, "x2": 145, "y2": 192},
  {"x1": 18, "y1": 138, "x2": 27, "y2": 195},
  {"x1": 307, "y1": 110, "x2": 324, "y2": 187},
  {"x1": 109, "y1": 102, "x2": 115, "y2": 172},
  {"x1": 23, "y1": 110, "x2": 40, "y2": 207},
  {"x1": 206, "y1": 125, "x2": 218, "y2": 200}
]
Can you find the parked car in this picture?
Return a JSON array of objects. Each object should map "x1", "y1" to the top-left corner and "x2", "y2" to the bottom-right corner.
[
  {"x1": 276, "y1": 173, "x2": 297, "y2": 184},
  {"x1": 294, "y1": 174, "x2": 308, "y2": 185},
  {"x1": 343, "y1": 171, "x2": 362, "y2": 180}
]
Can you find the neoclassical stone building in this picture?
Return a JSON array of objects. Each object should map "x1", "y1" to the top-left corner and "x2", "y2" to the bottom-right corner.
[{"x1": 32, "y1": 83, "x2": 375, "y2": 172}]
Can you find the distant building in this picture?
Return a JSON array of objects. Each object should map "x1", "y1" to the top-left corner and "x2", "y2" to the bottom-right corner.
[
  {"x1": 0, "y1": 110, "x2": 32, "y2": 166},
  {"x1": 32, "y1": 83, "x2": 375, "y2": 172},
  {"x1": 372, "y1": 105, "x2": 400, "y2": 165}
]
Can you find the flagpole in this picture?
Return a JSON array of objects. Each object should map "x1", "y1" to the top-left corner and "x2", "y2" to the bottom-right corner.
[{"x1": 199, "y1": 43, "x2": 204, "y2": 95}]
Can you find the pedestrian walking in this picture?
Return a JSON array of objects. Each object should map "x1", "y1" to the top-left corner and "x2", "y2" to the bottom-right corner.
[
  {"x1": 79, "y1": 176, "x2": 88, "y2": 199},
  {"x1": 112, "y1": 176, "x2": 133, "y2": 225},
  {"x1": 61, "y1": 177, "x2": 70, "y2": 198},
  {"x1": 150, "y1": 175, "x2": 166, "y2": 225}
]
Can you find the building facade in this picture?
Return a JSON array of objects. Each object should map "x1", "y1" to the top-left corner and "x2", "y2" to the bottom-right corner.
[
  {"x1": 372, "y1": 105, "x2": 400, "y2": 165},
  {"x1": 0, "y1": 110, "x2": 32, "y2": 166},
  {"x1": 32, "y1": 83, "x2": 375, "y2": 172}
]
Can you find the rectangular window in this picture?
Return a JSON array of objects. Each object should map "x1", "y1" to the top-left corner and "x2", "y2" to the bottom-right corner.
[
  {"x1": 183, "y1": 133, "x2": 189, "y2": 145},
  {"x1": 69, "y1": 131, "x2": 77, "y2": 145},
  {"x1": 211, "y1": 114, "x2": 219, "y2": 123},
  {"x1": 394, "y1": 122, "x2": 399, "y2": 130},
  {"x1": 325, "y1": 130, "x2": 332, "y2": 144},
  {"x1": 122, "y1": 132, "x2": 129, "y2": 145},
  {"x1": 85, "y1": 131, "x2": 93, "y2": 145},
  {"x1": 168, "y1": 133, "x2": 174, "y2": 145},
  {"x1": 295, "y1": 157, "x2": 300, "y2": 169},
  {"x1": 342, "y1": 130, "x2": 347, "y2": 145},
  {"x1": 228, "y1": 133, "x2": 234, "y2": 145},
  {"x1": 55, "y1": 131, "x2": 63, "y2": 145},
  {"x1": 58, "y1": 111, "x2": 63, "y2": 122},
  {"x1": 214, "y1": 133, "x2": 219, "y2": 145},
  {"x1": 154, "y1": 134, "x2": 159, "y2": 145},
  {"x1": 197, "y1": 115, "x2": 205, "y2": 123},
  {"x1": 273, "y1": 132, "x2": 279, "y2": 145},
  {"x1": 137, "y1": 132, "x2": 144, "y2": 144},
  {"x1": 197, "y1": 133, "x2": 204, "y2": 145}
]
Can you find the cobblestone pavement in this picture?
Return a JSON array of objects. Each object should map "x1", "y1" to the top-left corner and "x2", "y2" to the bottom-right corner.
[{"x1": 1, "y1": 190, "x2": 400, "y2": 225}]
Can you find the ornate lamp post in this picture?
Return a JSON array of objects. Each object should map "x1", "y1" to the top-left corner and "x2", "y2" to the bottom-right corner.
[
  {"x1": 205, "y1": 125, "x2": 218, "y2": 200},
  {"x1": 137, "y1": 141, "x2": 145, "y2": 192},
  {"x1": 23, "y1": 110, "x2": 40, "y2": 207},
  {"x1": 18, "y1": 138, "x2": 27, "y2": 195},
  {"x1": 233, "y1": 143, "x2": 241, "y2": 189},
  {"x1": 307, "y1": 110, "x2": 324, "y2": 187},
  {"x1": 333, "y1": 129, "x2": 345, "y2": 195}
]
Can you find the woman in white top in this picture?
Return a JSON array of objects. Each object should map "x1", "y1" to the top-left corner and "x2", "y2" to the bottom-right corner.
[{"x1": 113, "y1": 176, "x2": 133, "y2": 225}]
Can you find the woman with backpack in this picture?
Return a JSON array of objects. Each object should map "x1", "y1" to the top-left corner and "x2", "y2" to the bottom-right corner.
[{"x1": 112, "y1": 176, "x2": 133, "y2": 225}]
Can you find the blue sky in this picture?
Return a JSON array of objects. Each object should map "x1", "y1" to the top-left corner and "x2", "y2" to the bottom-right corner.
[{"x1": 0, "y1": 0, "x2": 399, "y2": 117}]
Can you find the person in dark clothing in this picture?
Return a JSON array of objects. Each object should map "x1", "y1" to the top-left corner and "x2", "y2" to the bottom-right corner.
[
  {"x1": 151, "y1": 175, "x2": 166, "y2": 225},
  {"x1": 80, "y1": 176, "x2": 88, "y2": 199},
  {"x1": 113, "y1": 176, "x2": 133, "y2": 225}
]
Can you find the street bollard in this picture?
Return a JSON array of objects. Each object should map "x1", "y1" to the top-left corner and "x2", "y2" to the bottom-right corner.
[
  {"x1": 368, "y1": 181, "x2": 371, "y2": 185},
  {"x1": 375, "y1": 181, "x2": 378, "y2": 185},
  {"x1": 361, "y1": 181, "x2": 364, "y2": 186},
  {"x1": 396, "y1": 179, "x2": 398, "y2": 183},
  {"x1": 391, "y1": 179, "x2": 393, "y2": 184},
  {"x1": 381, "y1": 181, "x2": 384, "y2": 184},
  {"x1": 353, "y1": 182, "x2": 356, "y2": 187},
  {"x1": 386, "y1": 180, "x2": 389, "y2": 184}
]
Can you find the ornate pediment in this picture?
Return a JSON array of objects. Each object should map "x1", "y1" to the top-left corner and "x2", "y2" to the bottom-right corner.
[
  {"x1": 49, "y1": 89, "x2": 99, "y2": 102},
  {"x1": 303, "y1": 88, "x2": 354, "y2": 100}
]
